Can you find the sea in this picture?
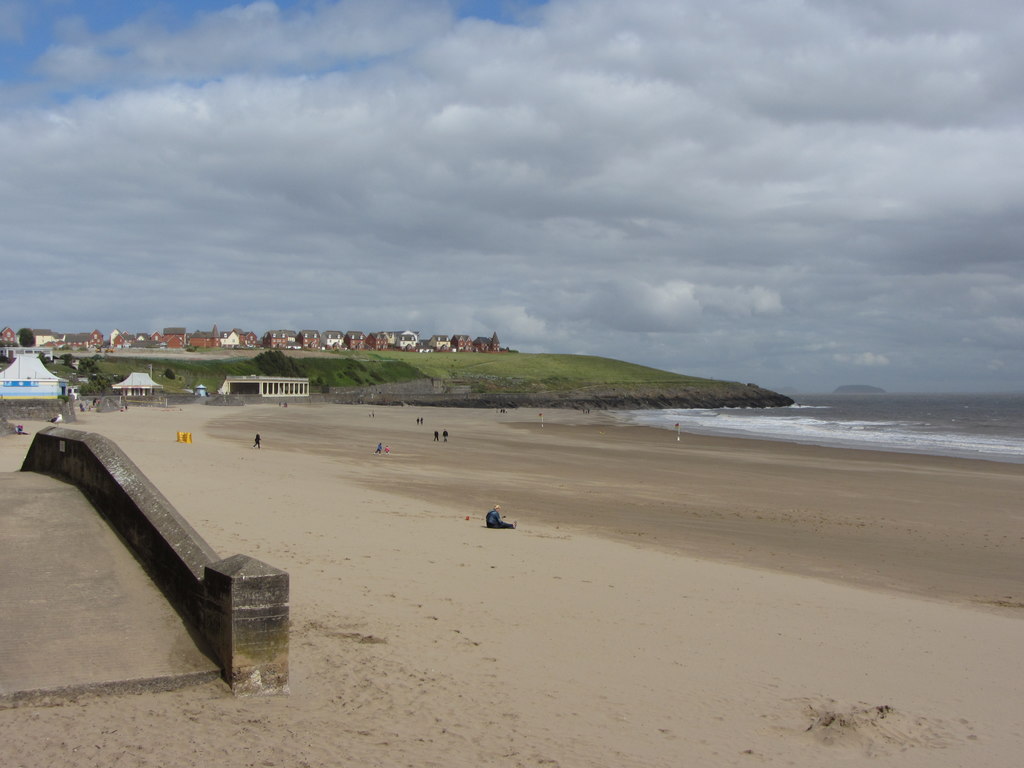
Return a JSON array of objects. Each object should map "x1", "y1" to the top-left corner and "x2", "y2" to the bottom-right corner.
[{"x1": 613, "y1": 393, "x2": 1024, "y2": 464}]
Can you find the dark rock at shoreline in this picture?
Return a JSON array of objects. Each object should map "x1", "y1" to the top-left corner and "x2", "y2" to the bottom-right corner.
[{"x1": 338, "y1": 383, "x2": 794, "y2": 410}]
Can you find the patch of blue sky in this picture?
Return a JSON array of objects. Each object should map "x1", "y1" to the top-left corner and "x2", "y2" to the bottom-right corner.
[
  {"x1": 0, "y1": 0, "x2": 548, "y2": 86},
  {"x1": 455, "y1": 0, "x2": 548, "y2": 23}
]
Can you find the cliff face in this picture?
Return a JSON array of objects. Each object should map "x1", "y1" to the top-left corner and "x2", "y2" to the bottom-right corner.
[{"x1": 332, "y1": 383, "x2": 794, "y2": 410}]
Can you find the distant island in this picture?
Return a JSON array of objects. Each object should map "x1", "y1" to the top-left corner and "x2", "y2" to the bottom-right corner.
[{"x1": 833, "y1": 384, "x2": 887, "y2": 394}]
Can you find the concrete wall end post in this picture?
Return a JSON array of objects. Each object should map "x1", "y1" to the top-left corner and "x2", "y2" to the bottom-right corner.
[{"x1": 205, "y1": 555, "x2": 290, "y2": 696}]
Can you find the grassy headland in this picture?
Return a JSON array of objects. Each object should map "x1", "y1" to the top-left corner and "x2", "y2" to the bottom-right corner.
[{"x1": 49, "y1": 349, "x2": 792, "y2": 408}]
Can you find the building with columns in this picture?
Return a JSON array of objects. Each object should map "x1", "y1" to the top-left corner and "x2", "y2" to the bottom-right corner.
[{"x1": 218, "y1": 375, "x2": 310, "y2": 397}]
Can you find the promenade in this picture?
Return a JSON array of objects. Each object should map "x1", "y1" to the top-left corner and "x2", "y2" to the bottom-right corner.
[{"x1": 0, "y1": 471, "x2": 218, "y2": 704}]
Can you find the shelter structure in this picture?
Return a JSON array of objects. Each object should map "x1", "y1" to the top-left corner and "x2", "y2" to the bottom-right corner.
[
  {"x1": 0, "y1": 353, "x2": 67, "y2": 399},
  {"x1": 112, "y1": 372, "x2": 164, "y2": 397},
  {"x1": 218, "y1": 376, "x2": 310, "y2": 397}
]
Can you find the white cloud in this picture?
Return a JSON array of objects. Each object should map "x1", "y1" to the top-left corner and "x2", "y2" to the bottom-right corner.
[
  {"x1": 833, "y1": 352, "x2": 891, "y2": 367},
  {"x1": 1, "y1": 0, "x2": 1023, "y2": 391},
  {"x1": 37, "y1": 0, "x2": 453, "y2": 84}
]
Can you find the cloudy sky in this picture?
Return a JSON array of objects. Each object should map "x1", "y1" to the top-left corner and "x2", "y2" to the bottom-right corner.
[{"x1": 2, "y1": 0, "x2": 1022, "y2": 393}]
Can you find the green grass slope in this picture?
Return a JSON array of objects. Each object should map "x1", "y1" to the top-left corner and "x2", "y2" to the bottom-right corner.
[
  {"x1": 45, "y1": 349, "x2": 776, "y2": 402},
  {"x1": 360, "y1": 350, "x2": 728, "y2": 393}
]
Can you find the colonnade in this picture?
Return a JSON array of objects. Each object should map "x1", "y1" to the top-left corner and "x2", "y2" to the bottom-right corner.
[{"x1": 259, "y1": 380, "x2": 308, "y2": 396}]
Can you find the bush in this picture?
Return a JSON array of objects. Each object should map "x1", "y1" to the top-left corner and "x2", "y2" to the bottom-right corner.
[{"x1": 254, "y1": 350, "x2": 302, "y2": 377}]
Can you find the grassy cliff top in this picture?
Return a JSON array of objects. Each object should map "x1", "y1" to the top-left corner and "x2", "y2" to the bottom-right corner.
[
  {"x1": 47, "y1": 348, "x2": 749, "y2": 396},
  {"x1": 362, "y1": 350, "x2": 729, "y2": 393}
]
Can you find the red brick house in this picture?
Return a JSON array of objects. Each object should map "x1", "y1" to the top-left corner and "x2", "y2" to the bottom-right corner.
[
  {"x1": 0, "y1": 327, "x2": 17, "y2": 345},
  {"x1": 344, "y1": 331, "x2": 367, "y2": 350},
  {"x1": 365, "y1": 332, "x2": 390, "y2": 350},
  {"x1": 64, "y1": 330, "x2": 105, "y2": 349},
  {"x1": 472, "y1": 333, "x2": 501, "y2": 353},
  {"x1": 450, "y1": 334, "x2": 472, "y2": 352},
  {"x1": 153, "y1": 327, "x2": 188, "y2": 348},
  {"x1": 262, "y1": 330, "x2": 295, "y2": 348},
  {"x1": 297, "y1": 330, "x2": 321, "y2": 350},
  {"x1": 190, "y1": 330, "x2": 219, "y2": 348},
  {"x1": 239, "y1": 330, "x2": 259, "y2": 348}
]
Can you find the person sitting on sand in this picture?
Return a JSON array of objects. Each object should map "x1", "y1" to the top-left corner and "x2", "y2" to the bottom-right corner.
[{"x1": 485, "y1": 504, "x2": 516, "y2": 529}]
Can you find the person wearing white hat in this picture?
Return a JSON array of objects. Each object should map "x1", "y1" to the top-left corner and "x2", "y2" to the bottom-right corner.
[{"x1": 485, "y1": 504, "x2": 516, "y2": 529}]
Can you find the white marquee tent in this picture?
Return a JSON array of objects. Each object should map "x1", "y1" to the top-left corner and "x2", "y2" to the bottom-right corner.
[{"x1": 112, "y1": 372, "x2": 164, "y2": 397}]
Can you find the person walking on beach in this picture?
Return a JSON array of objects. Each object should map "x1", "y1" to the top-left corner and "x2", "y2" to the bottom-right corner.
[
  {"x1": 442, "y1": 429, "x2": 448, "y2": 442},
  {"x1": 253, "y1": 433, "x2": 261, "y2": 449},
  {"x1": 486, "y1": 505, "x2": 516, "y2": 529},
  {"x1": 434, "y1": 430, "x2": 440, "y2": 442},
  {"x1": 375, "y1": 442, "x2": 383, "y2": 454}
]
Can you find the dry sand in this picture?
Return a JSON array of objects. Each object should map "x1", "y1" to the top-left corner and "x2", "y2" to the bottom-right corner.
[{"x1": 1, "y1": 402, "x2": 1022, "y2": 767}]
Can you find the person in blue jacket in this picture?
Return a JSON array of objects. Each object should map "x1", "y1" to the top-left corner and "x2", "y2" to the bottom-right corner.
[{"x1": 485, "y1": 504, "x2": 516, "y2": 529}]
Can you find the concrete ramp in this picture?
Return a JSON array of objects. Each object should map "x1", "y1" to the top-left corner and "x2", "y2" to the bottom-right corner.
[{"x1": 0, "y1": 472, "x2": 219, "y2": 704}]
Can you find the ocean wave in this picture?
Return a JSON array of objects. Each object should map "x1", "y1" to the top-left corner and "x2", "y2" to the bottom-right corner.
[{"x1": 613, "y1": 407, "x2": 1024, "y2": 463}]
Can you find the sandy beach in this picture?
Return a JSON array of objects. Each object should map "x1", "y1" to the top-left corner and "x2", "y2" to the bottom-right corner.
[{"x1": 1, "y1": 402, "x2": 1022, "y2": 767}]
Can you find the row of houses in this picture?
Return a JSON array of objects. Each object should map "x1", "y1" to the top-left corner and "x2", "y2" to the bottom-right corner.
[
  {"x1": 261, "y1": 329, "x2": 502, "y2": 353},
  {"x1": 1, "y1": 326, "x2": 504, "y2": 354}
]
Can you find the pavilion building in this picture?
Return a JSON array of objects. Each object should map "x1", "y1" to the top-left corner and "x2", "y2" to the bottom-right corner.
[{"x1": 218, "y1": 375, "x2": 310, "y2": 397}]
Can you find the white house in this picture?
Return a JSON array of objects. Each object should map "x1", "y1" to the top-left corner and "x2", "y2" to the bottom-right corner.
[
  {"x1": 396, "y1": 330, "x2": 419, "y2": 350},
  {"x1": 0, "y1": 353, "x2": 68, "y2": 399},
  {"x1": 219, "y1": 329, "x2": 241, "y2": 348}
]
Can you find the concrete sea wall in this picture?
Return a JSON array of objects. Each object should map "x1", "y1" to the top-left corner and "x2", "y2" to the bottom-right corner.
[
  {"x1": 20, "y1": 427, "x2": 289, "y2": 696},
  {"x1": 0, "y1": 399, "x2": 75, "y2": 424}
]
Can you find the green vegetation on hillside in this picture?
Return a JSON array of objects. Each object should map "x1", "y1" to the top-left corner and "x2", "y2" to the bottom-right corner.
[
  {"x1": 358, "y1": 350, "x2": 726, "y2": 393},
  {"x1": 49, "y1": 351, "x2": 423, "y2": 394},
  {"x1": 39, "y1": 349, "x2": 743, "y2": 396}
]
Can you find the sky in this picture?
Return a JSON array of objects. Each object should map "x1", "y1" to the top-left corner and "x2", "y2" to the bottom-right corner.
[{"x1": 1, "y1": 0, "x2": 1022, "y2": 393}]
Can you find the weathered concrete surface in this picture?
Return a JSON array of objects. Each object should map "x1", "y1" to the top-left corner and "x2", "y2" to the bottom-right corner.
[
  {"x1": 18, "y1": 427, "x2": 290, "y2": 696},
  {"x1": 0, "y1": 472, "x2": 219, "y2": 705}
]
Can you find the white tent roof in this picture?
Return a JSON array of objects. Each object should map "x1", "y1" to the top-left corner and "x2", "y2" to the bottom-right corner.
[
  {"x1": 0, "y1": 353, "x2": 62, "y2": 382},
  {"x1": 112, "y1": 371, "x2": 163, "y2": 390}
]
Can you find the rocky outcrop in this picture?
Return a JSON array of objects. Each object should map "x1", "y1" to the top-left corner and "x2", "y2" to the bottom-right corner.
[{"x1": 332, "y1": 383, "x2": 793, "y2": 410}]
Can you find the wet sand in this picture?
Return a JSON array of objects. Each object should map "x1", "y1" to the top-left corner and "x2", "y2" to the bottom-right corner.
[{"x1": 210, "y1": 404, "x2": 1024, "y2": 608}]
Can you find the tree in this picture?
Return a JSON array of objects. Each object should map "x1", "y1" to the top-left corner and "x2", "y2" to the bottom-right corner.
[
  {"x1": 254, "y1": 349, "x2": 302, "y2": 377},
  {"x1": 80, "y1": 374, "x2": 112, "y2": 395},
  {"x1": 17, "y1": 328, "x2": 35, "y2": 347},
  {"x1": 164, "y1": 367, "x2": 176, "y2": 380}
]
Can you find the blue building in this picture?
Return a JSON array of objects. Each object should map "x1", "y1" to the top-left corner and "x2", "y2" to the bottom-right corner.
[{"x1": 0, "y1": 354, "x2": 68, "y2": 399}]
